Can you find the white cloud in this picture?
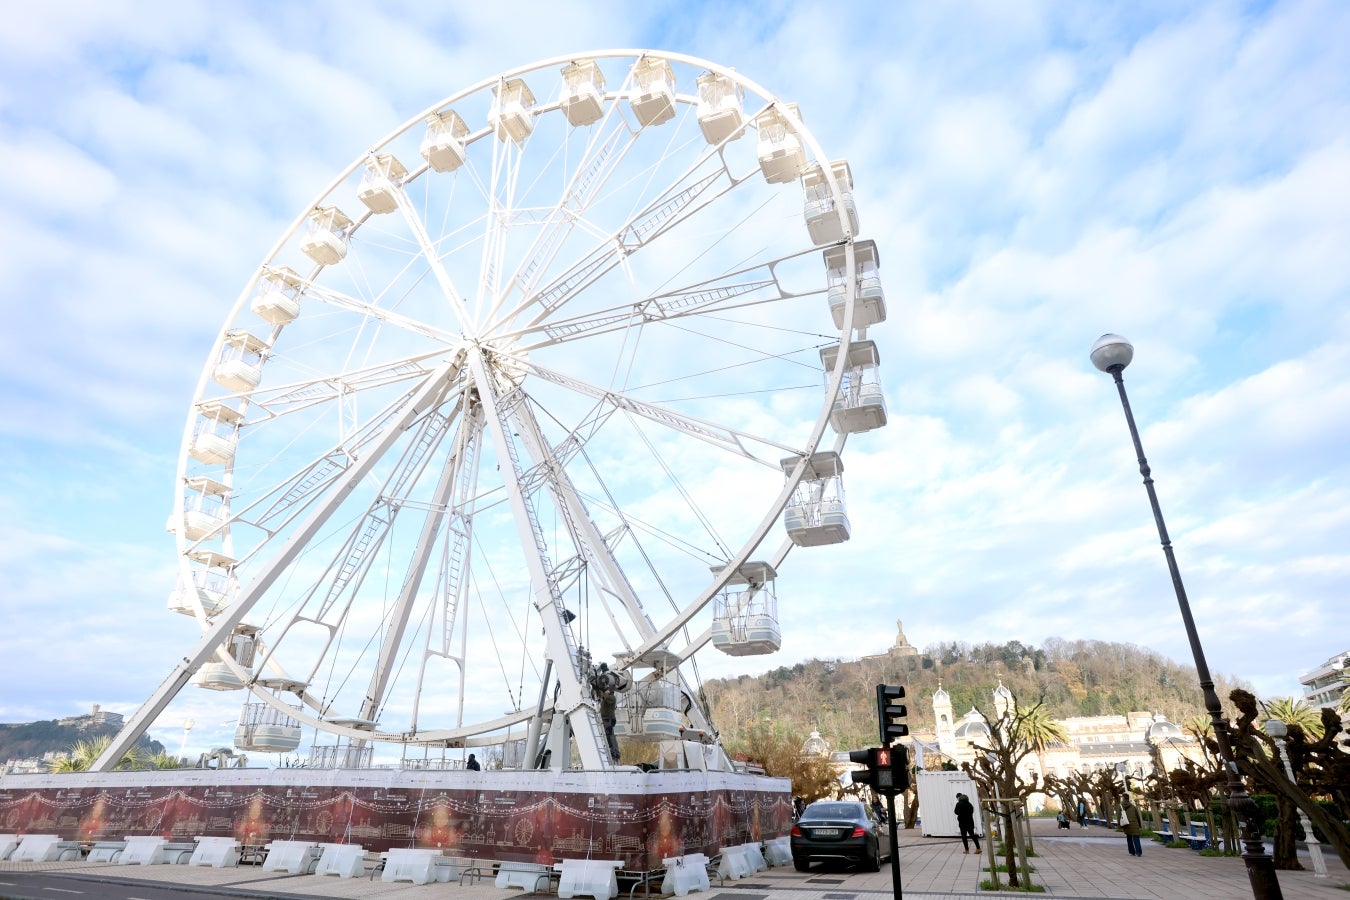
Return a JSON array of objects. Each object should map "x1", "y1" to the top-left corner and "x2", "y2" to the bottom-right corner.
[{"x1": 0, "y1": 0, "x2": 1346, "y2": 750}]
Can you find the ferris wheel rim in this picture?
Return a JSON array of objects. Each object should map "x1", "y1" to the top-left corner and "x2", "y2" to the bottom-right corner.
[{"x1": 167, "y1": 49, "x2": 868, "y2": 753}]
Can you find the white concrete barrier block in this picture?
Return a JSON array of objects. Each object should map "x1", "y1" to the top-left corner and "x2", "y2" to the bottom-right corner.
[
  {"x1": 763, "y1": 837, "x2": 792, "y2": 866},
  {"x1": 717, "y1": 845, "x2": 754, "y2": 881},
  {"x1": 381, "y1": 848, "x2": 438, "y2": 885},
  {"x1": 188, "y1": 836, "x2": 240, "y2": 868},
  {"x1": 556, "y1": 858, "x2": 623, "y2": 900},
  {"x1": 661, "y1": 853, "x2": 711, "y2": 896},
  {"x1": 119, "y1": 836, "x2": 168, "y2": 865},
  {"x1": 10, "y1": 835, "x2": 63, "y2": 862},
  {"x1": 261, "y1": 839, "x2": 317, "y2": 874},
  {"x1": 314, "y1": 842, "x2": 365, "y2": 878}
]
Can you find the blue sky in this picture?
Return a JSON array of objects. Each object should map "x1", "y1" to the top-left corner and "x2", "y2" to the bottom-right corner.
[{"x1": 1, "y1": 1, "x2": 1347, "y2": 759}]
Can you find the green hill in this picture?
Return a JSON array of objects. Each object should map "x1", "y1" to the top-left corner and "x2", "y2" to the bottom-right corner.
[
  {"x1": 0, "y1": 719, "x2": 165, "y2": 765},
  {"x1": 703, "y1": 637, "x2": 1247, "y2": 755}
]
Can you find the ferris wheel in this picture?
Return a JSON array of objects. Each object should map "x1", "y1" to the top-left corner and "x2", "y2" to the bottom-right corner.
[{"x1": 103, "y1": 51, "x2": 889, "y2": 773}]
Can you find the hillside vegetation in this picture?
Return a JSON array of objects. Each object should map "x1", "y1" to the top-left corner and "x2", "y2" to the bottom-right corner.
[
  {"x1": 704, "y1": 637, "x2": 1247, "y2": 755},
  {"x1": 0, "y1": 719, "x2": 164, "y2": 765}
]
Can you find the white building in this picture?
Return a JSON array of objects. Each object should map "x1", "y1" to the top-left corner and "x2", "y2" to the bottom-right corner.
[{"x1": 1299, "y1": 650, "x2": 1349, "y2": 713}]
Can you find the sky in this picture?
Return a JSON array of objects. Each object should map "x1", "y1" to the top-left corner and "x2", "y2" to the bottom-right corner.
[{"x1": 1, "y1": 0, "x2": 1347, "y2": 762}]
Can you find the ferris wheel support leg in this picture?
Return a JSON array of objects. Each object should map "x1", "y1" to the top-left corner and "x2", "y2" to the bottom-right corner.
[
  {"x1": 521, "y1": 659, "x2": 553, "y2": 769},
  {"x1": 92, "y1": 361, "x2": 461, "y2": 772}
]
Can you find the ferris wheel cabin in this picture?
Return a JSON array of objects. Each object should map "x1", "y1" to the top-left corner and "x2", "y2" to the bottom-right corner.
[
  {"x1": 248, "y1": 265, "x2": 304, "y2": 326},
  {"x1": 357, "y1": 153, "x2": 409, "y2": 215},
  {"x1": 188, "y1": 400, "x2": 243, "y2": 465},
  {"x1": 167, "y1": 551, "x2": 231, "y2": 618},
  {"x1": 755, "y1": 104, "x2": 806, "y2": 184},
  {"x1": 710, "y1": 561, "x2": 781, "y2": 656},
  {"x1": 781, "y1": 451, "x2": 850, "y2": 546},
  {"x1": 629, "y1": 57, "x2": 677, "y2": 127},
  {"x1": 820, "y1": 340, "x2": 887, "y2": 434},
  {"x1": 490, "y1": 78, "x2": 536, "y2": 142},
  {"x1": 803, "y1": 160, "x2": 859, "y2": 245},
  {"x1": 191, "y1": 623, "x2": 259, "y2": 691},
  {"x1": 420, "y1": 110, "x2": 470, "y2": 172},
  {"x1": 561, "y1": 59, "x2": 606, "y2": 126},
  {"x1": 300, "y1": 206, "x2": 354, "y2": 266},
  {"x1": 211, "y1": 330, "x2": 270, "y2": 393},
  {"x1": 171, "y1": 474, "x2": 229, "y2": 541},
  {"x1": 696, "y1": 71, "x2": 745, "y2": 144},
  {"x1": 825, "y1": 240, "x2": 887, "y2": 330}
]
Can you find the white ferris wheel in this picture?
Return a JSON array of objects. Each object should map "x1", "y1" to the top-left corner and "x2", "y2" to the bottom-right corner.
[{"x1": 100, "y1": 50, "x2": 888, "y2": 773}]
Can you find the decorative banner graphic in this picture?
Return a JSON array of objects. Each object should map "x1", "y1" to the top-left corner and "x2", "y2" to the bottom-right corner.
[{"x1": 0, "y1": 768, "x2": 791, "y2": 871}]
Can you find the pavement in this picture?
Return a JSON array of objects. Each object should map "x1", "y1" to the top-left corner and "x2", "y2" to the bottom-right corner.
[{"x1": 1, "y1": 816, "x2": 1346, "y2": 899}]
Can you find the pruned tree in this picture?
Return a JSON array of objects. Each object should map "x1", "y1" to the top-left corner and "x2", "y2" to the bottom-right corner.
[{"x1": 1228, "y1": 689, "x2": 1350, "y2": 872}]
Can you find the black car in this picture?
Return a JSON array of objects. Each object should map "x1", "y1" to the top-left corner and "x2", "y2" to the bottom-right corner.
[{"x1": 790, "y1": 800, "x2": 891, "y2": 871}]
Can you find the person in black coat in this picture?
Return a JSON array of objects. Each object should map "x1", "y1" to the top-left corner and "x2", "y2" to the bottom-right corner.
[{"x1": 954, "y1": 793, "x2": 980, "y2": 854}]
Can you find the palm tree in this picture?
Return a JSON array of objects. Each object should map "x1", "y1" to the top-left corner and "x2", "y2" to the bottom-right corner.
[
  {"x1": 1015, "y1": 702, "x2": 1069, "y2": 785},
  {"x1": 1261, "y1": 697, "x2": 1323, "y2": 739},
  {"x1": 49, "y1": 736, "x2": 144, "y2": 772},
  {"x1": 1183, "y1": 715, "x2": 1211, "y2": 740},
  {"x1": 146, "y1": 750, "x2": 185, "y2": 770}
]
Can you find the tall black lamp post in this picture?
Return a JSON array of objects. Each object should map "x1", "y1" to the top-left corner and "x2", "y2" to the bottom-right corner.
[{"x1": 1090, "y1": 334, "x2": 1282, "y2": 899}]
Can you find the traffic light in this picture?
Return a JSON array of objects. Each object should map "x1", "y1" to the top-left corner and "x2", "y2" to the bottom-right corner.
[
  {"x1": 889, "y1": 744, "x2": 912, "y2": 792},
  {"x1": 876, "y1": 683, "x2": 908, "y2": 743},
  {"x1": 849, "y1": 747, "x2": 904, "y2": 794},
  {"x1": 848, "y1": 749, "x2": 876, "y2": 790},
  {"x1": 870, "y1": 746, "x2": 898, "y2": 793}
]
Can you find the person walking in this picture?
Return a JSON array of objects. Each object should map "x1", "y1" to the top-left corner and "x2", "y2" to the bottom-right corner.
[
  {"x1": 465, "y1": 753, "x2": 480, "y2": 771},
  {"x1": 1121, "y1": 796, "x2": 1143, "y2": 857},
  {"x1": 954, "y1": 793, "x2": 980, "y2": 855},
  {"x1": 1077, "y1": 798, "x2": 1087, "y2": 828}
]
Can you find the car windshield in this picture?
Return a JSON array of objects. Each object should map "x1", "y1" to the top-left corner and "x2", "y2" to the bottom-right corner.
[{"x1": 802, "y1": 802, "x2": 865, "y2": 821}]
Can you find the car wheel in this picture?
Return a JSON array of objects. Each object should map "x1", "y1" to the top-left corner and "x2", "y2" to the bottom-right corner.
[
  {"x1": 793, "y1": 856, "x2": 810, "y2": 872},
  {"x1": 864, "y1": 840, "x2": 881, "y2": 872}
]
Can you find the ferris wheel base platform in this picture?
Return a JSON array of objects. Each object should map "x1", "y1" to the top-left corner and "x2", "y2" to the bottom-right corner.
[{"x1": 0, "y1": 766, "x2": 790, "y2": 873}]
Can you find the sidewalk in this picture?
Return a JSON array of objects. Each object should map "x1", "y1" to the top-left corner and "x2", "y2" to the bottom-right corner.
[{"x1": 1, "y1": 816, "x2": 1345, "y2": 899}]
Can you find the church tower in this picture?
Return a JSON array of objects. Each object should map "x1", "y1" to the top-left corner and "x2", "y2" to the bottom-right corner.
[
  {"x1": 993, "y1": 678, "x2": 1015, "y2": 721},
  {"x1": 933, "y1": 682, "x2": 955, "y2": 756}
]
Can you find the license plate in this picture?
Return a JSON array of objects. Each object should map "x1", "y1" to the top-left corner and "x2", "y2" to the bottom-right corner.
[{"x1": 812, "y1": 828, "x2": 840, "y2": 837}]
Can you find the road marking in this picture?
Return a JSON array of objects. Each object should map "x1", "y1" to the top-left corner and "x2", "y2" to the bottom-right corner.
[{"x1": 41, "y1": 888, "x2": 83, "y2": 894}]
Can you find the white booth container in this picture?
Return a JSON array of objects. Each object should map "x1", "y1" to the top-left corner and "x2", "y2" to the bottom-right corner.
[{"x1": 916, "y1": 770, "x2": 983, "y2": 837}]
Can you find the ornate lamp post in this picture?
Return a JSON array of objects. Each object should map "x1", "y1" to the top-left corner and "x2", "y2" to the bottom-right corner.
[
  {"x1": 1090, "y1": 334, "x2": 1282, "y2": 899},
  {"x1": 1261, "y1": 719, "x2": 1327, "y2": 877}
]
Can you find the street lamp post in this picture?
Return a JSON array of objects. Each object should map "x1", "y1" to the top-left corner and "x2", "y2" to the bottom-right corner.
[
  {"x1": 1261, "y1": 719, "x2": 1327, "y2": 877},
  {"x1": 1090, "y1": 334, "x2": 1282, "y2": 900}
]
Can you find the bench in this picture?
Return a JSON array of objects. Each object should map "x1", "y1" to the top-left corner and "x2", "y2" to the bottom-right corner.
[
  {"x1": 620, "y1": 867, "x2": 665, "y2": 899},
  {"x1": 497, "y1": 860, "x2": 555, "y2": 891},
  {"x1": 163, "y1": 842, "x2": 197, "y2": 864},
  {"x1": 0, "y1": 834, "x2": 20, "y2": 861},
  {"x1": 87, "y1": 841, "x2": 127, "y2": 863}
]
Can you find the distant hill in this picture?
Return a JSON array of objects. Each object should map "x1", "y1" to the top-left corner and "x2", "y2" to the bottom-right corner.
[
  {"x1": 703, "y1": 637, "x2": 1249, "y2": 755},
  {"x1": 0, "y1": 719, "x2": 165, "y2": 764}
]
